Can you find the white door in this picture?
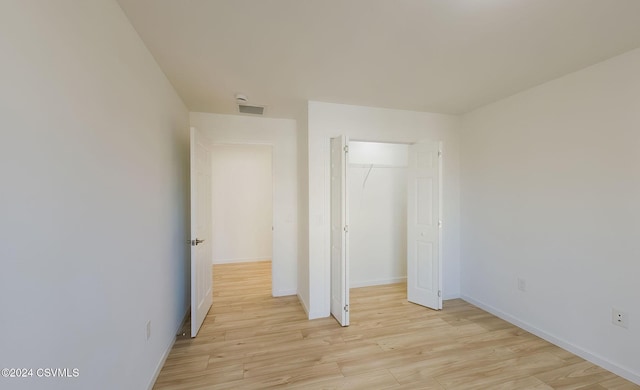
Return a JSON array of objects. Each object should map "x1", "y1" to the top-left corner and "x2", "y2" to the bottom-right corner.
[
  {"x1": 330, "y1": 135, "x2": 349, "y2": 326},
  {"x1": 190, "y1": 127, "x2": 213, "y2": 337},
  {"x1": 407, "y1": 140, "x2": 442, "y2": 310}
]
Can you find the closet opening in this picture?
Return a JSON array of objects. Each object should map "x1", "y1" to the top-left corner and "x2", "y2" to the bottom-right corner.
[
  {"x1": 349, "y1": 141, "x2": 409, "y2": 289},
  {"x1": 331, "y1": 138, "x2": 443, "y2": 326}
]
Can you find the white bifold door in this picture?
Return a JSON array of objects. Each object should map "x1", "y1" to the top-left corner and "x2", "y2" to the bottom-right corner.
[
  {"x1": 190, "y1": 127, "x2": 213, "y2": 337},
  {"x1": 407, "y1": 140, "x2": 442, "y2": 310},
  {"x1": 330, "y1": 135, "x2": 349, "y2": 326},
  {"x1": 330, "y1": 137, "x2": 442, "y2": 327}
]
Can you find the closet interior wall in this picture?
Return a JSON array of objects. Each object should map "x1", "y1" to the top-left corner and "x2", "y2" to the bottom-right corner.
[{"x1": 348, "y1": 141, "x2": 409, "y2": 288}]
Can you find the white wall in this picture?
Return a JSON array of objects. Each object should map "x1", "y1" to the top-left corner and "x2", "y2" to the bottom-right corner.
[
  {"x1": 211, "y1": 144, "x2": 273, "y2": 264},
  {"x1": 190, "y1": 112, "x2": 297, "y2": 296},
  {"x1": 349, "y1": 164, "x2": 408, "y2": 287},
  {"x1": 307, "y1": 101, "x2": 461, "y2": 319},
  {"x1": 348, "y1": 141, "x2": 408, "y2": 287},
  {"x1": 461, "y1": 48, "x2": 640, "y2": 384},
  {"x1": 0, "y1": 1, "x2": 189, "y2": 389}
]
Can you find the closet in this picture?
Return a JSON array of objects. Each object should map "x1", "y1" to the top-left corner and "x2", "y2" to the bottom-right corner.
[
  {"x1": 348, "y1": 141, "x2": 409, "y2": 288},
  {"x1": 330, "y1": 137, "x2": 443, "y2": 326}
]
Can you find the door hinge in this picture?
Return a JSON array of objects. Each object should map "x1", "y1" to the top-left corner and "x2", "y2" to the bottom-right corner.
[
  {"x1": 344, "y1": 304, "x2": 349, "y2": 312},
  {"x1": 438, "y1": 290, "x2": 442, "y2": 298},
  {"x1": 438, "y1": 150, "x2": 442, "y2": 157},
  {"x1": 344, "y1": 145, "x2": 349, "y2": 153},
  {"x1": 344, "y1": 225, "x2": 349, "y2": 233},
  {"x1": 438, "y1": 220, "x2": 442, "y2": 228}
]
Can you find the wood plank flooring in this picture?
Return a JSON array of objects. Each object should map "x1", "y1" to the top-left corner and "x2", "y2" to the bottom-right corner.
[{"x1": 153, "y1": 261, "x2": 639, "y2": 389}]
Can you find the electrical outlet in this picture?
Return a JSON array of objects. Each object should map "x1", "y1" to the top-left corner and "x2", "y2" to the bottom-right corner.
[
  {"x1": 612, "y1": 309, "x2": 628, "y2": 329},
  {"x1": 517, "y1": 278, "x2": 526, "y2": 292},
  {"x1": 146, "y1": 320, "x2": 152, "y2": 340}
]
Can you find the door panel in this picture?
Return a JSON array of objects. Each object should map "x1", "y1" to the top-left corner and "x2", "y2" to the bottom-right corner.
[
  {"x1": 330, "y1": 135, "x2": 349, "y2": 326},
  {"x1": 416, "y1": 177, "x2": 434, "y2": 226},
  {"x1": 417, "y1": 241, "x2": 434, "y2": 290},
  {"x1": 191, "y1": 127, "x2": 213, "y2": 337},
  {"x1": 407, "y1": 141, "x2": 442, "y2": 310}
]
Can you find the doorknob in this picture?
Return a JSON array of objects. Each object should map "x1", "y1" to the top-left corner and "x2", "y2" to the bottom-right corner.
[{"x1": 191, "y1": 238, "x2": 205, "y2": 246}]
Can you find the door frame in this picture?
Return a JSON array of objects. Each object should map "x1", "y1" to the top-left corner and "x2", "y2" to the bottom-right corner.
[{"x1": 325, "y1": 137, "x2": 444, "y2": 315}]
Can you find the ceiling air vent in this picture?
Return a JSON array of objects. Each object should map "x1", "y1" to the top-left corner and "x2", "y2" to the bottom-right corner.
[{"x1": 238, "y1": 104, "x2": 265, "y2": 115}]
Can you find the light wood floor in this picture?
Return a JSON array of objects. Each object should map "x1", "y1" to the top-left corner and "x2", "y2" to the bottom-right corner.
[{"x1": 153, "y1": 261, "x2": 638, "y2": 389}]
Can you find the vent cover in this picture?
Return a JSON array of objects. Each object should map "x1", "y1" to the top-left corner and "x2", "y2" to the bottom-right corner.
[{"x1": 238, "y1": 104, "x2": 265, "y2": 115}]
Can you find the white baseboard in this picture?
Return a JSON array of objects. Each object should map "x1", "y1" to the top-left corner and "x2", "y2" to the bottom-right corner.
[
  {"x1": 461, "y1": 294, "x2": 640, "y2": 385},
  {"x1": 147, "y1": 306, "x2": 190, "y2": 390},
  {"x1": 308, "y1": 310, "x2": 328, "y2": 320},
  {"x1": 351, "y1": 277, "x2": 407, "y2": 288},
  {"x1": 296, "y1": 293, "x2": 327, "y2": 320},
  {"x1": 297, "y1": 293, "x2": 310, "y2": 317},
  {"x1": 212, "y1": 257, "x2": 270, "y2": 264},
  {"x1": 273, "y1": 289, "x2": 296, "y2": 297}
]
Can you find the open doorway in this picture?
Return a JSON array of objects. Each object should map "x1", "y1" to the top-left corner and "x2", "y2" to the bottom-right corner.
[
  {"x1": 210, "y1": 144, "x2": 273, "y2": 292},
  {"x1": 330, "y1": 139, "x2": 443, "y2": 326}
]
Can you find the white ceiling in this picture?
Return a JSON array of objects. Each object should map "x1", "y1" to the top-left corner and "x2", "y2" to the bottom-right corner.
[{"x1": 116, "y1": 0, "x2": 640, "y2": 119}]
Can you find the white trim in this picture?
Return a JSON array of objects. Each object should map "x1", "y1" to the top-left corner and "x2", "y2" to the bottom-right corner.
[
  {"x1": 147, "y1": 306, "x2": 190, "y2": 390},
  {"x1": 298, "y1": 293, "x2": 327, "y2": 320},
  {"x1": 297, "y1": 293, "x2": 310, "y2": 316},
  {"x1": 147, "y1": 336, "x2": 174, "y2": 390},
  {"x1": 437, "y1": 141, "x2": 443, "y2": 310},
  {"x1": 212, "y1": 257, "x2": 271, "y2": 264},
  {"x1": 461, "y1": 294, "x2": 640, "y2": 385},
  {"x1": 351, "y1": 277, "x2": 407, "y2": 288},
  {"x1": 274, "y1": 289, "x2": 297, "y2": 297},
  {"x1": 308, "y1": 310, "x2": 327, "y2": 320}
]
